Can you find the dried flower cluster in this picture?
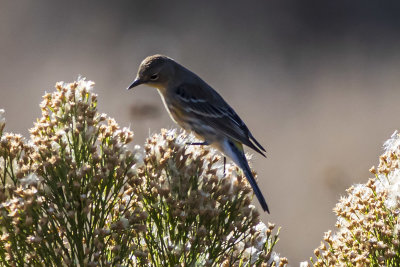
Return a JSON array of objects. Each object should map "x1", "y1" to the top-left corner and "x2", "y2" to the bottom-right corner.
[
  {"x1": 308, "y1": 131, "x2": 400, "y2": 266},
  {"x1": 0, "y1": 78, "x2": 286, "y2": 266},
  {"x1": 0, "y1": 79, "x2": 145, "y2": 266},
  {"x1": 138, "y1": 129, "x2": 287, "y2": 266}
]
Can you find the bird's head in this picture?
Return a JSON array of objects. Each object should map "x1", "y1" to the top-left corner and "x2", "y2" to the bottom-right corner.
[{"x1": 127, "y1": 54, "x2": 176, "y2": 90}]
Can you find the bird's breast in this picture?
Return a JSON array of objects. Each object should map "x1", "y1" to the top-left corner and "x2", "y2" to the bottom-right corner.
[{"x1": 158, "y1": 90, "x2": 197, "y2": 133}]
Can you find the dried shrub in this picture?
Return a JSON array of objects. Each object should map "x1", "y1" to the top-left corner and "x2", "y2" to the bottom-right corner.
[
  {"x1": 0, "y1": 79, "x2": 286, "y2": 266},
  {"x1": 308, "y1": 132, "x2": 400, "y2": 266}
]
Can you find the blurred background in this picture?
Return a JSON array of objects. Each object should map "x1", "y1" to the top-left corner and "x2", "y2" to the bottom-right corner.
[{"x1": 1, "y1": 1, "x2": 400, "y2": 264}]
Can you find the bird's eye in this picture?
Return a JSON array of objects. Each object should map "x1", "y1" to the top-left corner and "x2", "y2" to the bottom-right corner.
[{"x1": 150, "y1": 74, "x2": 158, "y2": 80}]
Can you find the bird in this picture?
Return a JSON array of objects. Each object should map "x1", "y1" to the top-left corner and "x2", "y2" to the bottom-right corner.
[{"x1": 127, "y1": 55, "x2": 269, "y2": 213}]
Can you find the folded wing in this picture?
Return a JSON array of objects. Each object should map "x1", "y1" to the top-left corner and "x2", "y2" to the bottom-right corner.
[{"x1": 172, "y1": 83, "x2": 266, "y2": 157}]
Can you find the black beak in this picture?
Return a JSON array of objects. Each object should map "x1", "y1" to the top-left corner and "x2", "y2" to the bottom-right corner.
[{"x1": 127, "y1": 78, "x2": 143, "y2": 90}]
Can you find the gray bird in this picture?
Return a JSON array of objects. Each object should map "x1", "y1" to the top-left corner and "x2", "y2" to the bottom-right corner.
[{"x1": 127, "y1": 55, "x2": 269, "y2": 213}]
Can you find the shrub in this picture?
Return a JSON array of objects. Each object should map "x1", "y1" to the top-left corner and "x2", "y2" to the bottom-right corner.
[{"x1": 0, "y1": 79, "x2": 286, "y2": 266}]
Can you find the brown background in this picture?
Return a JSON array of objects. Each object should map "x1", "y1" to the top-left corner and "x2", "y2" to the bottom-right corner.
[{"x1": 1, "y1": 1, "x2": 400, "y2": 264}]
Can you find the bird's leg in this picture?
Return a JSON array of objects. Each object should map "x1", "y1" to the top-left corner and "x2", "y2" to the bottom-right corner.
[
  {"x1": 185, "y1": 141, "x2": 209, "y2": 146},
  {"x1": 223, "y1": 156, "x2": 226, "y2": 176}
]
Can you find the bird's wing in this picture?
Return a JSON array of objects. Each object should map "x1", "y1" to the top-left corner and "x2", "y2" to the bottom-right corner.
[{"x1": 171, "y1": 82, "x2": 266, "y2": 156}]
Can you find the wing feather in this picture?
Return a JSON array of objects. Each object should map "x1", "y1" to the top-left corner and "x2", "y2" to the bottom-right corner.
[{"x1": 171, "y1": 82, "x2": 266, "y2": 156}]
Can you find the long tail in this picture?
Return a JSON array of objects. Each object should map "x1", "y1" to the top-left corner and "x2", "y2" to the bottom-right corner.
[{"x1": 224, "y1": 139, "x2": 270, "y2": 213}]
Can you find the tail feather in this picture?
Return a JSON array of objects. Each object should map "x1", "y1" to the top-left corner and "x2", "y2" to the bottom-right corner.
[
  {"x1": 225, "y1": 139, "x2": 270, "y2": 213},
  {"x1": 240, "y1": 158, "x2": 270, "y2": 213}
]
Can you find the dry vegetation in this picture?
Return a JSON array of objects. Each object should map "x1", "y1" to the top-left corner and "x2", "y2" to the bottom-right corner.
[{"x1": 0, "y1": 79, "x2": 286, "y2": 266}]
